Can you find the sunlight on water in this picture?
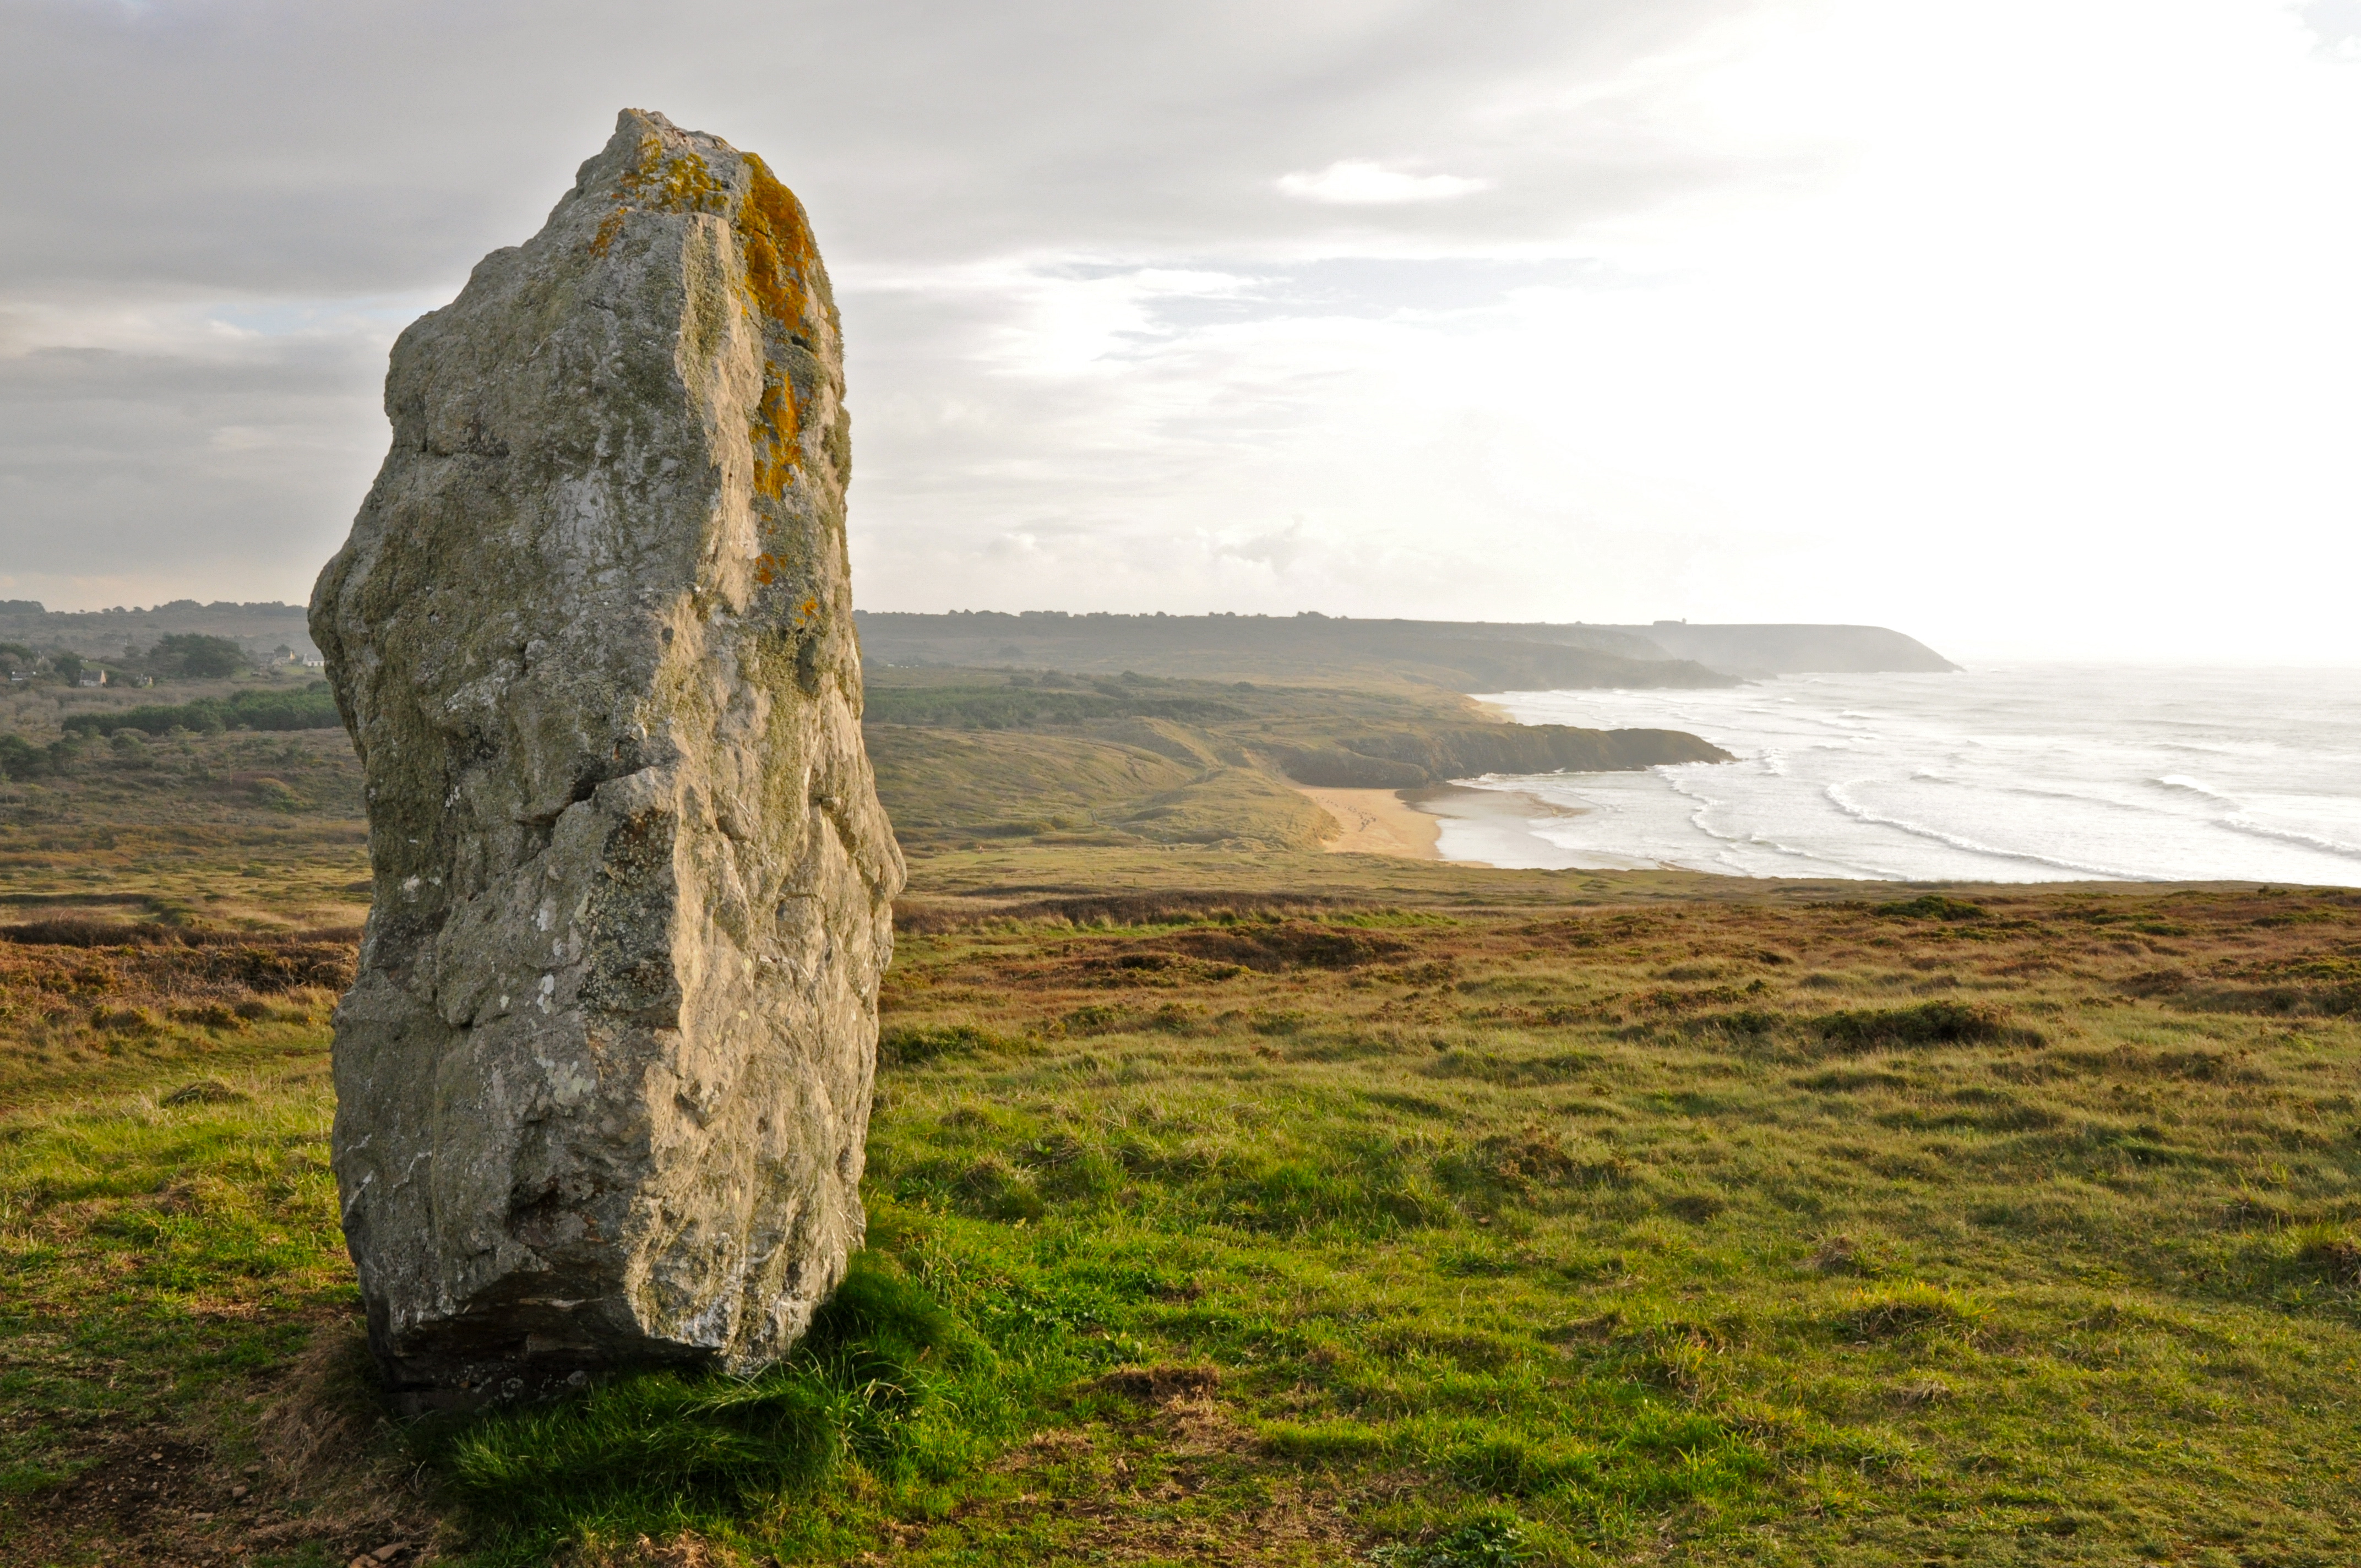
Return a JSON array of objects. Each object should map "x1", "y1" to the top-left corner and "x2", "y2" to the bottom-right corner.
[{"x1": 1440, "y1": 667, "x2": 2361, "y2": 885}]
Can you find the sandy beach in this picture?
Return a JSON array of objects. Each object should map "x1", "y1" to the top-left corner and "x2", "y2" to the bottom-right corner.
[
  {"x1": 1296, "y1": 786, "x2": 1446, "y2": 859},
  {"x1": 1297, "y1": 783, "x2": 1586, "y2": 861}
]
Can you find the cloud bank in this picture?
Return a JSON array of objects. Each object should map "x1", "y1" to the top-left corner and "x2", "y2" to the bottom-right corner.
[{"x1": 2, "y1": 0, "x2": 2357, "y2": 661}]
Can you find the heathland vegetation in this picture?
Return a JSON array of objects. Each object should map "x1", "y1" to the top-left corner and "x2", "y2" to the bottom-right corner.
[{"x1": 1, "y1": 660, "x2": 2355, "y2": 1566}]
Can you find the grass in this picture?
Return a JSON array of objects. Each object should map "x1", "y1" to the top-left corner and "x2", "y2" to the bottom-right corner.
[
  {"x1": 428, "y1": 1255, "x2": 957, "y2": 1560},
  {"x1": 5, "y1": 876, "x2": 2359, "y2": 1564},
  {"x1": 3, "y1": 679, "x2": 2360, "y2": 1564}
]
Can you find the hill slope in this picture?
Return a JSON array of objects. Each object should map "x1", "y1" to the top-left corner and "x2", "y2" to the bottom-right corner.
[
  {"x1": 862, "y1": 667, "x2": 1727, "y2": 850},
  {"x1": 855, "y1": 611, "x2": 1952, "y2": 689}
]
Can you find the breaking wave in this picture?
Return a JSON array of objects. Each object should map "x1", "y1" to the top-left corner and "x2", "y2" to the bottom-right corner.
[
  {"x1": 1448, "y1": 665, "x2": 2361, "y2": 886},
  {"x1": 1821, "y1": 781, "x2": 2152, "y2": 880}
]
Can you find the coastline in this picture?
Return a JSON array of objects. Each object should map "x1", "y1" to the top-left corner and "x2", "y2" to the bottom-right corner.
[
  {"x1": 1471, "y1": 668, "x2": 2361, "y2": 886},
  {"x1": 1299, "y1": 782, "x2": 1589, "y2": 863}
]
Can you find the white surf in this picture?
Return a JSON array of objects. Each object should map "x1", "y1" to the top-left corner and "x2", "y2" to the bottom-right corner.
[{"x1": 1432, "y1": 666, "x2": 2361, "y2": 886}]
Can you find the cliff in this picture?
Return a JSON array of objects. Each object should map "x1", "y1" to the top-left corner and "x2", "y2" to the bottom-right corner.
[{"x1": 853, "y1": 611, "x2": 1953, "y2": 688}]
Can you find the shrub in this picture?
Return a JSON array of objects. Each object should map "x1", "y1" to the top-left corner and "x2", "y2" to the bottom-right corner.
[
  {"x1": 1813, "y1": 1000, "x2": 2025, "y2": 1052},
  {"x1": 1874, "y1": 895, "x2": 1989, "y2": 922},
  {"x1": 0, "y1": 733, "x2": 50, "y2": 780},
  {"x1": 150, "y1": 633, "x2": 249, "y2": 678},
  {"x1": 61, "y1": 682, "x2": 340, "y2": 738}
]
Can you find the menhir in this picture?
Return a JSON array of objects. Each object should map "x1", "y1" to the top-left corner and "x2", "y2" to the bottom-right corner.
[{"x1": 309, "y1": 109, "x2": 904, "y2": 1410}]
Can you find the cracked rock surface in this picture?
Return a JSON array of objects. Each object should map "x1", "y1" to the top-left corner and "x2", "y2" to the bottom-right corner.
[{"x1": 309, "y1": 108, "x2": 903, "y2": 1409}]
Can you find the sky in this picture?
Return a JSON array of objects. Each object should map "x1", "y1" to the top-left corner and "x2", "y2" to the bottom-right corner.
[{"x1": 2, "y1": 0, "x2": 2357, "y2": 663}]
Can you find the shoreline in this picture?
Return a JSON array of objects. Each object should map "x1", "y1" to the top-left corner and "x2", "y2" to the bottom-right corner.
[
  {"x1": 1298, "y1": 782, "x2": 1590, "y2": 863},
  {"x1": 1296, "y1": 786, "x2": 1446, "y2": 860}
]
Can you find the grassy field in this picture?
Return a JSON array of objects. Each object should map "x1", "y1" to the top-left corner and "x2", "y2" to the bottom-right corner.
[{"x1": 3, "y1": 699, "x2": 2359, "y2": 1566}]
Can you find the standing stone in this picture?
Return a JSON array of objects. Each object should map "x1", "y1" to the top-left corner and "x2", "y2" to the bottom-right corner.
[{"x1": 309, "y1": 109, "x2": 904, "y2": 1408}]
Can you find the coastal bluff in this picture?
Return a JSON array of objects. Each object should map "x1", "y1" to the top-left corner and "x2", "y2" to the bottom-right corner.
[
  {"x1": 852, "y1": 612, "x2": 1955, "y2": 689},
  {"x1": 309, "y1": 110, "x2": 902, "y2": 1408}
]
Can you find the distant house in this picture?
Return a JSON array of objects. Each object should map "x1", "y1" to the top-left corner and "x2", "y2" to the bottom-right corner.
[
  {"x1": 302, "y1": 655, "x2": 327, "y2": 669},
  {"x1": 77, "y1": 670, "x2": 108, "y2": 688}
]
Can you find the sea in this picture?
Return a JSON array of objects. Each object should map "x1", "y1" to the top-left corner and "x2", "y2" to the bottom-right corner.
[{"x1": 1428, "y1": 666, "x2": 2361, "y2": 886}]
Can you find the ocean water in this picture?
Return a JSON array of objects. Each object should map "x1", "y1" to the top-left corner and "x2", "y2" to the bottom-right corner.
[{"x1": 1433, "y1": 666, "x2": 2361, "y2": 886}]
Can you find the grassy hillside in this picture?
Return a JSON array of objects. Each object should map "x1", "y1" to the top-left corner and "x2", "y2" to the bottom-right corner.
[
  {"x1": 863, "y1": 667, "x2": 1723, "y2": 849},
  {"x1": 3, "y1": 843, "x2": 2356, "y2": 1565},
  {"x1": 4, "y1": 666, "x2": 2354, "y2": 1566},
  {"x1": 0, "y1": 665, "x2": 1714, "y2": 858},
  {"x1": 857, "y1": 612, "x2": 1738, "y2": 692}
]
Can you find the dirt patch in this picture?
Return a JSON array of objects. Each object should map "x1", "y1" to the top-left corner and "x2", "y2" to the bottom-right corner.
[
  {"x1": 1097, "y1": 1362, "x2": 1222, "y2": 1401},
  {"x1": 2, "y1": 1314, "x2": 442, "y2": 1568},
  {"x1": 19, "y1": 1433, "x2": 216, "y2": 1541},
  {"x1": 562, "y1": 1533, "x2": 744, "y2": 1567}
]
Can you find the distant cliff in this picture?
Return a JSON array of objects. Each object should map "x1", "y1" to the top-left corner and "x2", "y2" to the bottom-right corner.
[
  {"x1": 1588, "y1": 622, "x2": 1957, "y2": 676},
  {"x1": 3, "y1": 602, "x2": 1953, "y2": 688},
  {"x1": 853, "y1": 611, "x2": 1952, "y2": 690}
]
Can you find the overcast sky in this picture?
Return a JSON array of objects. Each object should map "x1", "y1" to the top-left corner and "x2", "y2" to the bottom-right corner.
[{"x1": 4, "y1": 0, "x2": 2358, "y2": 661}]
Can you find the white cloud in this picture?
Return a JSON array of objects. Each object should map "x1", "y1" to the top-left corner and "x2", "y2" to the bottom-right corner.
[
  {"x1": 846, "y1": 0, "x2": 2361, "y2": 663},
  {"x1": 3, "y1": 0, "x2": 2358, "y2": 665},
  {"x1": 1274, "y1": 160, "x2": 1494, "y2": 204}
]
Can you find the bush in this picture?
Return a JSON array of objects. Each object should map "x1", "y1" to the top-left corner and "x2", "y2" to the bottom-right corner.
[
  {"x1": 150, "y1": 632, "x2": 249, "y2": 678},
  {"x1": 61, "y1": 682, "x2": 341, "y2": 738},
  {"x1": 0, "y1": 733, "x2": 52, "y2": 780},
  {"x1": 1813, "y1": 1000, "x2": 2024, "y2": 1052},
  {"x1": 1874, "y1": 895, "x2": 1989, "y2": 922}
]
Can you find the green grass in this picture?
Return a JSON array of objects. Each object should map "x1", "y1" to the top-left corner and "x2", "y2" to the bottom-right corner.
[
  {"x1": 428, "y1": 1255, "x2": 958, "y2": 1562},
  {"x1": 7, "y1": 674, "x2": 2361, "y2": 1564},
  {"x1": 0, "y1": 1030, "x2": 353, "y2": 1488},
  {"x1": 6, "y1": 888, "x2": 2361, "y2": 1562}
]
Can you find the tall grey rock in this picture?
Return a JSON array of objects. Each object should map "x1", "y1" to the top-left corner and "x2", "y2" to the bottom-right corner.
[{"x1": 310, "y1": 110, "x2": 904, "y2": 1408}]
